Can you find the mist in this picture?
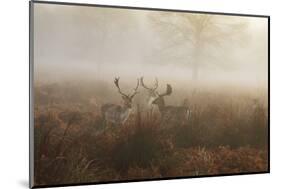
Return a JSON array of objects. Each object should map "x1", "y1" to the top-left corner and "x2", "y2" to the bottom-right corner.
[{"x1": 33, "y1": 3, "x2": 268, "y2": 91}]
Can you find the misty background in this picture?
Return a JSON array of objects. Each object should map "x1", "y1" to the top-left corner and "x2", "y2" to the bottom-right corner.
[{"x1": 33, "y1": 3, "x2": 268, "y2": 93}]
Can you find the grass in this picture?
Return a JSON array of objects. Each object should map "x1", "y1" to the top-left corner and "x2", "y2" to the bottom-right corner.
[{"x1": 33, "y1": 82, "x2": 268, "y2": 186}]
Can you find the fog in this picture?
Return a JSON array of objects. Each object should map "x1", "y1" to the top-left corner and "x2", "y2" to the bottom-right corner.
[{"x1": 33, "y1": 3, "x2": 268, "y2": 90}]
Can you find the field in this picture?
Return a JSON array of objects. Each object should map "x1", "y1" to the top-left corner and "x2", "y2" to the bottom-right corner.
[{"x1": 33, "y1": 81, "x2": 268, "y2": 186}]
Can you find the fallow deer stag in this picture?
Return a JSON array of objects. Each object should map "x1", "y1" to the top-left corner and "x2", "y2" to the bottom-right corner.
[
  {"x1": 101, "y1": 77, "x2": 139, "y2": 126},
  {"x1": 140, "y1": 77, "x2": 191, "y2": 126}
]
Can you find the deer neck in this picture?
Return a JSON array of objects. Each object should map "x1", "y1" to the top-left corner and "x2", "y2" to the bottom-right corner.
[
  {"x1": 120, "y1": 105, "x2": 132, "y2": 124},
  {"x1": 122, "y1": 104, "x2": 132, "y2": 112},
  {"x1": 155, "y1": 98, "x2": 166, "y2": 113}
]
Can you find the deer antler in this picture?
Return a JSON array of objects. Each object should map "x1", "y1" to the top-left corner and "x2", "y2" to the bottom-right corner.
[
  {"x1": 130, "y1": 79, "x2": 140, "y2": 99},
  {"x1": 140, "y1": 77, "x2": 158, "y2": 91},
  {"x1": 114, "y1": 77, "x2": 129, "y2": 98},
  {"x1": 159, "y1": 84, "x2": 172, "y2": 97}
]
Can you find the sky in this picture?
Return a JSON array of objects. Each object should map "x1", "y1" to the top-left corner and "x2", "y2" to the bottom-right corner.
[{"x1": 33, "y1": 3, "x2": 268, "y2": 89}]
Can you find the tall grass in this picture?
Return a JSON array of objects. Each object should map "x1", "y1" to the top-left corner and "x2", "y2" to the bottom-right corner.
[{"x1": 33, "y1": 82, "x2": 268, "y2": 186}]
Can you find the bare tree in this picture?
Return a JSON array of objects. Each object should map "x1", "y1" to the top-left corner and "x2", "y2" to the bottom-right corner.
[{"x1": 149, "y1": 12, "x2": 249, "y2": 82}]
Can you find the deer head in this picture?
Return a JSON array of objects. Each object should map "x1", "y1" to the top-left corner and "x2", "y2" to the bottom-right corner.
[
  {"x1": 140, "y1": 77, "x2": 172, "y2": 107},
  {"x1": 114, "y1": 77, "x2": 139, "y2": 108}
]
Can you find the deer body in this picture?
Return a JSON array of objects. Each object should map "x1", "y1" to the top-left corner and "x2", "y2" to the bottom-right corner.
[
  {"x1": 101, "y1": 104, "x2": 132, "y2": 125},
  {"x1": 152, "y1": 96, "x2": 191, "y2": 126},
  {"x1": 140, "y1": 77, "x2": 191, "y2": 126},
  {"x1": 101, "y1": 78, "x2": 139, "y2": 126}
]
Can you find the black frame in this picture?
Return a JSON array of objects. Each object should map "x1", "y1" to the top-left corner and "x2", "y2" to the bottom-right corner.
[{"x1": 29, "y1": 0, "x2": 270, "y2": 188}]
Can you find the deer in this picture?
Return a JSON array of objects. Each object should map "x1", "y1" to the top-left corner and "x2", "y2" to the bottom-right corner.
[
  {"x1": 140, "y1": 77, "x2": 191, "y2": 127},
  {"x1": 101, "y1": 77, "x2": 139, "y2": 126}
]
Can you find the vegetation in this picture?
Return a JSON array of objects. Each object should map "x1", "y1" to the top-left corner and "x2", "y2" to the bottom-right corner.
[{"x1": 33, "y1": 82, "x2": 268, "y2": 186}]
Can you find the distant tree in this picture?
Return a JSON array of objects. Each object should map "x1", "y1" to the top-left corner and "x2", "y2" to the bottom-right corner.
[
  {"x1": 149, "y1": 13, "x2": 249, "y2": 82},
  {"x1": 88, "y1": 9, "x2": 138, "y2": 76}
]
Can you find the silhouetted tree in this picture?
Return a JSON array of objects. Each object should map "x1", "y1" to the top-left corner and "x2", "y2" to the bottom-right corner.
[{"x1": 149, "y1": 13, "x2": 249, "y2": 82}]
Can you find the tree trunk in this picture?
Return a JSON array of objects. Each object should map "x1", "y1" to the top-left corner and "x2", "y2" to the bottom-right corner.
[
  {"x1": 191, "y1": 59, "x2": 199, "y2": 94},
  {"x1": 191, "y1": 41, "x2": 202, "y2": 94},
  {"x1": 192, "y1": 46, "x2": 200, "y2": 83},
  {"x1": 192, "y1": 60, "x2": 199, "y2": 82}
]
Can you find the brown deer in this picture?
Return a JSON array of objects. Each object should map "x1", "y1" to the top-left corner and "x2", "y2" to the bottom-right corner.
[
  {"x1": 101, "y1": 77, "x2": 139, "y2": 125},
  {"x1": 140, "y1": 77, "x2": 191, "y2": 126}
]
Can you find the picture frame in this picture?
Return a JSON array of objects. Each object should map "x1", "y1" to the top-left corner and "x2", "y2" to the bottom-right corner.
[{"x1": 29, "y1": 1, "x2": 270, "y2": 188}]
